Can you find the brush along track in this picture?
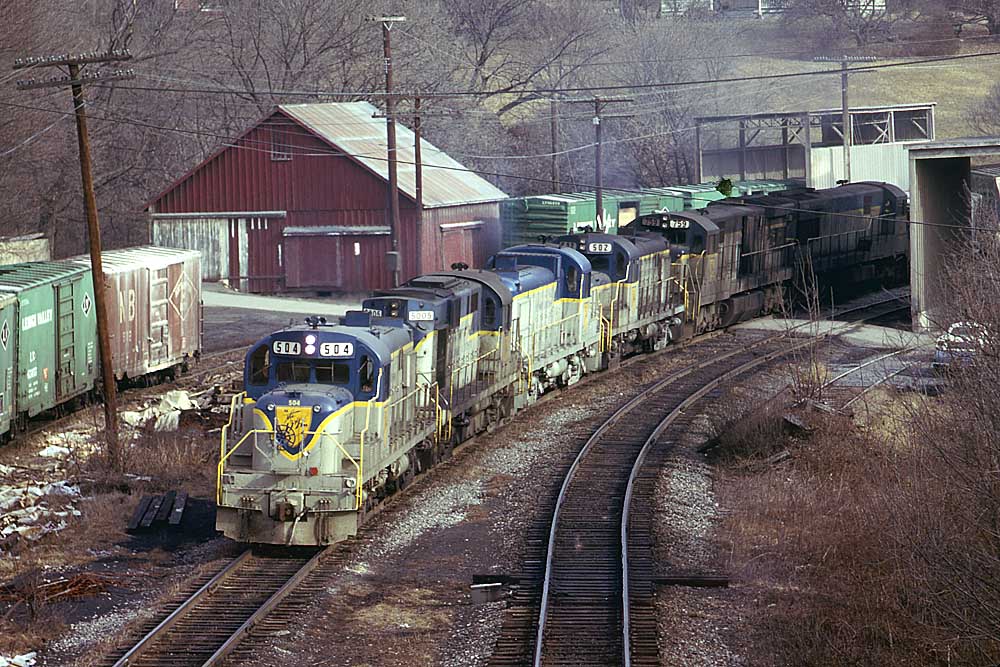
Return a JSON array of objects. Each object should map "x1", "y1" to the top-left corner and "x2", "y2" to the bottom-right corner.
[
  {"x1": 487, "y1": 333, "x2": 818, "y2": 667},
  {"x1": 99, "y1": 546, "x2": 328, "y2": 667}
]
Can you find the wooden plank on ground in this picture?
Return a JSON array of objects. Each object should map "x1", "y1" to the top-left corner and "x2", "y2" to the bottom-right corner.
[
  {"x1": 168, "y1": 492, "x2": 188, "y2": 526},
  {"x1": 127, "y1": 496, "x2": 154, "y2": 532},
  {"x1": 654, "y1": 574, "x2": 730, "y2": 588},
  {"x1": 140, "y1": 495, "x2": 165, "y2": 528},
  {"x1": 153, "y1": 490, "x2": 176, "y2": 523}
]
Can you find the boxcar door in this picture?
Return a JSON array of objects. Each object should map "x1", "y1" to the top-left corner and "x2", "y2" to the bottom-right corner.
[
  {"x1": 149, "y1": 267, "x2": 170, "y2": 366},
  {"x1": 55, "y1": 281, "x2": 78, "y2": 398}
]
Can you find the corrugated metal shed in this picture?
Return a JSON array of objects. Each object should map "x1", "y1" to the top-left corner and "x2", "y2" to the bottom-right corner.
[
  {"x1": 810, "y1": 144, "x2": 912, "y2": 190},
  {"x1": 279, "y1": 102, "x2": 508, "y2": 209},
  {"x1": 147, "y1": 103, "x2": 507, "y2": 293}
]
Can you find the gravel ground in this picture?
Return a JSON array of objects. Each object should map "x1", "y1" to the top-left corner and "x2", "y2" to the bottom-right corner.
[
  {"x1": 240, "y1": 380, "x2": 638, "y2": 667},
  {"x1": 0, "y1": 319, "x2": 926, "y2": 666},
  {"x1": 650, "y1": 333, "x2": 921, "y2": 667},
  {"x1": 232, "y1": 339, "x2": 717, "y2": 667}
]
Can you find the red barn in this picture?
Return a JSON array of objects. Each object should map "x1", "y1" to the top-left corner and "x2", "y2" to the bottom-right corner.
[{"x1": 148, "y1": 102, "x2": 508, "y2": 293}]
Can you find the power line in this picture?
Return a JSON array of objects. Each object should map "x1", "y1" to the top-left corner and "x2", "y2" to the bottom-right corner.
[
  {"x1": 91, "y1": 49, "x2": 1000, "y2": 100},
  {"x1": 0, "y1": 98, "x2": 983, "y2": 232}
]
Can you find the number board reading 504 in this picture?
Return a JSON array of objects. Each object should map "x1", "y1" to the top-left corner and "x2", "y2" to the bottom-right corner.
[{"x1": 320, "y1": 342, "x2": 354, "y2": 357}]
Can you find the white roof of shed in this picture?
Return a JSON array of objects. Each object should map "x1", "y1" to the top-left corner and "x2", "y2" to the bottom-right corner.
[{"x1": 279, "y1": 102, "x2": 508, "y2": 209}]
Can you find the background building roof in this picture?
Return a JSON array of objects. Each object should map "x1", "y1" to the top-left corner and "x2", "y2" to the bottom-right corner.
[{"x1": 280, "y1": 102, "x2": 508, "y2": 209}]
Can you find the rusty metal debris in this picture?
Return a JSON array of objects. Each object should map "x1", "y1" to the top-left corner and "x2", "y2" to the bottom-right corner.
[{"x1": 0, "y1": 572, "x2": 112, "y2": 604}]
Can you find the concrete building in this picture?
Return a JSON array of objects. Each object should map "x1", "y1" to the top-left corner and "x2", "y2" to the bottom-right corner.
[
  {"x1": 147, "y1": 102, "x2": 507, "y2": 294},
  {"x1": 909, "y1": 139, "x2": 1000, "y2": 332},
  {"x1": 695, "y1": 104, "x2": 935, "y2": 190}
]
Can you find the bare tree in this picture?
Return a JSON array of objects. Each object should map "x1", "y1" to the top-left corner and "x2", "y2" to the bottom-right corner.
[
  {"x1": 778, "y1": 0, "x2": 930, "y2": 46},
  {"x1": 951, "y1": 0, "x2": 1000, "y2": 34}
]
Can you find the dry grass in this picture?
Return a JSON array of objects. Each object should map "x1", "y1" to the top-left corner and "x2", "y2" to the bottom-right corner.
[
  {"x1": 719, "y1": 25, "x2": 996, "y2": 139},
  {"x1": 716, "y1": 399, "x2": 1000, "y2": 666},
  {"x1": 80, "y1": 428, "x2": 217, "y2": 499},
  {"x1": 0, "y1": 427, "x2": 218, "y2": 657}
]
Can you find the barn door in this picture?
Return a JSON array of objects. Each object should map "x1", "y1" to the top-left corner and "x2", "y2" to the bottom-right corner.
[
  {"x1": 55, "y1": 282, "x2": 78, "y2": 398},
  {"x1": 149, "y1": 267, "x2": 170, "y2": 365}
]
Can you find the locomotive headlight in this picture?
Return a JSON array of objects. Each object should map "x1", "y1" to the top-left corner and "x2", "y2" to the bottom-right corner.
[
  {"x1": 313, "y1": 404, "x2": 321, "y2": 413},
  {"x1": 344, "y1": 478, "x2": 356, "y2": 488},
  {"x1": 305, "y1": 344, "x2": 316, "y2": 355},
  {"x1": 266, "y1": 403, "x2": 275, "y2": 411},
  {"x1": 305, "y1": 334, "x2": 317, "y2": 345}
]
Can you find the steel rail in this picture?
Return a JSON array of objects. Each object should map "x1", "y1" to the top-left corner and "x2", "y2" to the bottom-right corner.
[
  {"x1": 202, "y1": 546, "x2": 329, "y2": 666},
  {"x1": 111, "y1": 550, "x2": 253, "y2": 667},
  {"x1": 620, "y1": 337, "x2": 816, "y2": 666},
  {"x1": 531, "y1": 330, "x2": 803, "y2": 666}
]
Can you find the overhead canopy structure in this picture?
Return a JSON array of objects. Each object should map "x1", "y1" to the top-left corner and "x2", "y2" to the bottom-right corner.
[{"x1": 695, "y1": 103, "x2": 935, "y2": 190}]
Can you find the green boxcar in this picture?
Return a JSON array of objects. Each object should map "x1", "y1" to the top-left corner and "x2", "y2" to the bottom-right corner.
[
  {"x1": 0, "y1": 262, "x2": 98, "y2": 419},
  {"x1": 502, "y1": 180, "x2": 802, "y2": 247},
  {"x1": 0, "y1": 294, "x2": 15, "y2": 438},
  {"x1": 502, "y1": 192, "x2": 629, "y2": 246}
]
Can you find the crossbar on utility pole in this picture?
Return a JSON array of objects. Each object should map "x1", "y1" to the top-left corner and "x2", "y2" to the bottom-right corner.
[
  {"x1": 567, "y1": 96, "x2": 633, "y2": 231},
  {"x1": 369, "y1": 15, "x2": 406, "y2": 287},
  {"x1": 14, "y1": 51, "x2": 134, "y2": 465}
]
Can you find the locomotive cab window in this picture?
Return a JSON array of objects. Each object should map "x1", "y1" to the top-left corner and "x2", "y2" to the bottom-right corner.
[
  {"x1": 315, "y1": 361, "x2": 350, "y2": 385},
  {"x1": 359, "y1": 355, "x2": 375, "y2": 394},
  {"x1": 483, "y1": 296, "x2": 498, "y2": 329},
  {"x1": 276, "y1": 361, "x2": 311, "y2": 383},
  {"x1": 662, "y1": 226, "x2": 688, "y2": 246},
  {"x1": 566, "y1": 266, "x2": 579, "y2": 295},
  {"x1": 690, "y1": 233, "x2": 705, "y2": 254},
  {"x1": 249, "y1": 345, "x2": 270, "y2": 386},
  {"x1": 589, "y1": 254, "x2": 611, "y2": 274}
]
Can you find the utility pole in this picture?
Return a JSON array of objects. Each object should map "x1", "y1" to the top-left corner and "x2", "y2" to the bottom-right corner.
[
  {"x1": 550, "y1": 99, "x2": 560, "y2": 193},
  {"x1": 567, "y1": 96, "x2": 633, "y2": 230},
  {"x1": 370, "y1": 15, "x2": 406, "y2": 287},
  {"x1": 13, "y1": 51, "x2": 134, "y2": 463},
  {"x1": 374, "y1": 98, "x2": 460, "y2": 273},
  {"x1": 813, "y1": 55, "x2": 878, "y2": 184},
  {"x1": 841, "y1": 59, "x2": 851, "y2": 183},
  {"x1": 413, "y1": 96, "x2": 423, "y2": 274}
]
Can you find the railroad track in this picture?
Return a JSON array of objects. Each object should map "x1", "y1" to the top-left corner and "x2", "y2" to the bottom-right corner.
[
  {"x1": 99, "y1": 547, "x2": 325, "y2": 667},
  {"x1": 487, "y1": 331, "x2": 814, "y2": 667},
  {"x1": 489, "y1": 294, "x2": 910, "y2": 667},
  {"x1": 831, "y1": 289, "x2": 910, "y2": 324},
  {"x1": 93, "y1": 294, "x2": 906, "y2": 667}
]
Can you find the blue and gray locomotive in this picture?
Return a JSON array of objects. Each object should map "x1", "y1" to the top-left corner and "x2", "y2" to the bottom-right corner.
[{"x1": 217, "y1": 181, "x2": 908, "y2": 546}]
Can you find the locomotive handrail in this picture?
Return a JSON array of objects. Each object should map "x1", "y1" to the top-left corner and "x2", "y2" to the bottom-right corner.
[
  {"x1": 217, "y1": 392, "x2": 250, "y2": 503},
  {"x1": 217, "y1": 425, "x2": 364, "y2": 507},
  {"x1": 356, "y1": 368, "x2": 384, "y2": 509}
]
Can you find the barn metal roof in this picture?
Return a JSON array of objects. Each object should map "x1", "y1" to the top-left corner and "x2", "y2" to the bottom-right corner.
[{"x1": 279, "y1": 102, "x2": 508, "y2": 209}]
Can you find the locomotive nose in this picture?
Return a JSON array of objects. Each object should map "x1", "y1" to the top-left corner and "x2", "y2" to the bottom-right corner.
[{"x1": 258, "y1": 385, "x2": 355, "y2": 459}]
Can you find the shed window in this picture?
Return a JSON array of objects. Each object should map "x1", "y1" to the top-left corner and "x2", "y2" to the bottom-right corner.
[
  {"x1": 315, "y1": 362, "x2": 351, "y2": 385},
  {"x1": 276, "y1": 362, "x2": 311, "y2": 383},
  {"x1": 270, "y1": 127, "x2": 292, "y2": 161},
  {"x1": 249, "y1": 345, "x2": 270, "y2": 386}
]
